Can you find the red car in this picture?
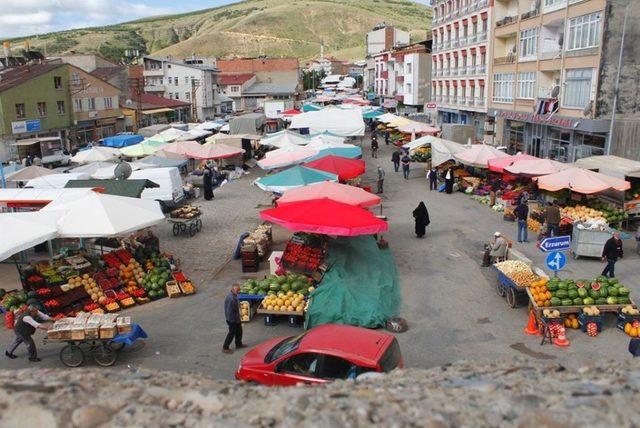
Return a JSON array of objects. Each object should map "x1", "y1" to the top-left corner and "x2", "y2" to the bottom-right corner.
[{"x1": 235, "y1": 324, "x2": 402, "y2": 386}]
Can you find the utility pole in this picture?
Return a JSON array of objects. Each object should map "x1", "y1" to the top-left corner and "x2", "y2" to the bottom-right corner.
[
  {"x1": 190, "y1": 78, "x2": 201, "y2": 122},
  {"x1": 606, "y1": 3, "x2": 629, "y2": 156}
]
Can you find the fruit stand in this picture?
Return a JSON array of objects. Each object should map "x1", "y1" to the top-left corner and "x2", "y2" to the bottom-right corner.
[{"x1": 493, "y1": 260, "x2": 544, "y2": 308}]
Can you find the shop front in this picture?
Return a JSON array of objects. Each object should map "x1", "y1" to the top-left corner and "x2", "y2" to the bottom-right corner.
[{"x1": 438, "y1": 108, "x2": 487, "y2": 142}]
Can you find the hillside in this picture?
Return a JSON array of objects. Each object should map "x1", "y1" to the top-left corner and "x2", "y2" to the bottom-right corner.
[{"x1": 8, "y1": 0, "x2": 432, "y2": 62}]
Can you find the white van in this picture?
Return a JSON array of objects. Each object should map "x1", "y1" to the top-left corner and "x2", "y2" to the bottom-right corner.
[{"x1": 129, "y1": 167, "x2": 184, "y2": 210}]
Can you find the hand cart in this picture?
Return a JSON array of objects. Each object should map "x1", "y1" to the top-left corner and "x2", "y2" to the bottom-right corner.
[
  {"x1": 168, "y1": 213, "x2": 202, "y2": 237},
  {"x1": 492, "y1": 265, "x2": 529, "y2": 308}
]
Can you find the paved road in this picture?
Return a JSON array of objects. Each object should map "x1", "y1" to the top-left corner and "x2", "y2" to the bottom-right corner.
[{"x1": 1, "y1": 140, "x2": 639, "y2": 376}]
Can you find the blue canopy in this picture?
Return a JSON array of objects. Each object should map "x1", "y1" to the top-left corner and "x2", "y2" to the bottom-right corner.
[
  {"x1": 363, "y1": 109, "x2": 384, "y2": 120},
  {"x1": 307, "y1": 146, "x2": 362, "y2": 161},
  {"x1": 101, "y1": 134, "x2": 144, "y2": 148},
  {"x1": 302, "y1": 103, "x2": 323, "y2": 112}
]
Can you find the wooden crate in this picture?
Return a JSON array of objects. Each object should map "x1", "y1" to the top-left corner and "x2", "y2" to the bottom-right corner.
[{"x1": 166, "y1": 281, "x2": 182, "y2": 298}]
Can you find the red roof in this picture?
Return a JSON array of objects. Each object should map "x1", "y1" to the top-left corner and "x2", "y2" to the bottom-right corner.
[
  {"x1": 218, "y1": 73, "x2": 255, "y2": 85},
  {"x1": 90, "y1": 66, "x2": 125, "y2": 81},
  {"x1": 0, "y1": 62, "x2": 65, "y2": 93},
  {"x1": 124, "y1": 90, "x2": 191, "y2": 110},
  {"x1": 217, "y1": 58, "x2": 299, "y2": 73}
]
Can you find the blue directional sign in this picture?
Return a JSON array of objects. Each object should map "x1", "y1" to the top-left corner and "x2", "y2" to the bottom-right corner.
[
  {"x1": 539, "y1": 235, "x2": 571, "y2": 252},
  {"x1": 546, "y1": 251, "x2": 567, "y2": 272}
]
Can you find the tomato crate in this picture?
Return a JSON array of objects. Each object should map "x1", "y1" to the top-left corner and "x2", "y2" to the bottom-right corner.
[{"x1": 578, "y1": 312, "x2": 604, "y2": 333}]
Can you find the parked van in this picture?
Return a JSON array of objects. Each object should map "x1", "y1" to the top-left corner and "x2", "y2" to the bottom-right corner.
[{"x1": 129, "y1": 167, "x2": 184, "y2": 210}]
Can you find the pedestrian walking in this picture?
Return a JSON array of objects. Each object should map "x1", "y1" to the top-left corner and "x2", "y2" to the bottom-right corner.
[
  {"x1": 444, "y1": 167, "x2": 454, "y2": 194},
  {"x1": 385, "y1": 130, "x2": 390, "y2": 145},
  {"x1": 203, "y1": 163, "x2": 214, "y2": 201},
  {"x1": 5, "y1": 305, "x2": 52, "y2": 362},
  {"x1": 401, "y1": 152, "x2": 410, "y2": 180},
  {"x1": 391, "y1": 149, "x2": 401, "y2": 172},
  {"x1": 545, "y1": 201, "x2": 561, "y2": 236},
  {"x1": 222, "y1": 284, "x2": 245, "y2": 354},
  {"x1": 514, "y1": 200, "x2": 529, "y2": 243},
  {"x1": 427, "y1": 166, "x2": 438, "y2": 190},
  {"x1": 371, "y1": 136, "x2": 379, "y2": 158},
  {"x1": 376, "y1": 165, "x2": 385, "y2": 194},
  {"x1": 412, "y1": 201, "x2": 430, "y2": 238},
  {"x1": 601, "y1": 232, "x2": 623, "y2": 278}
]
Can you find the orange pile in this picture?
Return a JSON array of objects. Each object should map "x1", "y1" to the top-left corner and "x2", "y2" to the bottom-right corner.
[{"x1": 529, "y1": 277, "x2": 551, "y2": 307}]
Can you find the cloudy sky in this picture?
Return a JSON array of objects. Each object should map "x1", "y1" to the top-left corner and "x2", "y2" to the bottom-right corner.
[{"x1": 2, "y1": 0, "x2": 431, "y2": 38}]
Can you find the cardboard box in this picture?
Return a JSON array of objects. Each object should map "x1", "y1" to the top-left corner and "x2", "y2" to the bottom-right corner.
[
  {"x1": 70, "y1": 326, "x2": 86, "y2": 340},
  {"x1": 116, "y1": 317, "x2": 132, "y2": 334},
  {"x1": 99, "y1": 323, "x2": 117, "y2": 339},
  {"x1": 84, "y1": 322, "x2": 100, "y2": 339}
]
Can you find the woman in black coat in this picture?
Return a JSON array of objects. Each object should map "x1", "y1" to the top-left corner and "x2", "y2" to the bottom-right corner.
[
  {"x1": 203, "y1": 165, "x2": 214, "y2": 200},
  {"x1": 412, "y1": 202, "x2": 430, "y2": 238}
]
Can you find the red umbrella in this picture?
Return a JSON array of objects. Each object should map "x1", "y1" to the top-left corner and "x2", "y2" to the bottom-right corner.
[
  {"x1": 260, "y1": 199, "x2": 388, "y2": 236},
  {"x1": 281, "y1": 108, "x2": 301, "y2": 116},
  {"x1": 304, "y1": 155, "x2": 366, "y2": 181},
  {"x1": 487, "y1": 153, "x2": 538, "y2": 173}
]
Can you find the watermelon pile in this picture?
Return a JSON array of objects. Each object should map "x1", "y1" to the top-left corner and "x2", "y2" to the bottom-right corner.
[
  {"x1": 547, "y1": 276, "x2": 631, "y2": 307},
  {"x1": 1, "y1": 292, "x2": 28, "y2": 312},
  {"x1": 240, "y1": 274, "x2": 313, "y2": 297},
  {"x1": 140, "y1": 267, "x2": 171, "y2": 299}
]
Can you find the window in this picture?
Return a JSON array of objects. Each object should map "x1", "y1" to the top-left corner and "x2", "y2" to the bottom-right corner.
[
  {"x1": 57, "y1": 101, "x2": 65, "y2": 115},
  {"x1": 175, "y1": 78, "x2": 179, "y2": 87},
  {"x1": 279, "y1": 353, "x2": 320, "y2": 377},
  {"x1": 318, "y1": 355, "x2": 353, "y2": 380},
  {"x1": 71, "y1": 73, "x2": 81, "y2": 86},
  {"x1": 567, "y1": 13, "x2": 601, "y2": 51},
  {"x1": 168, "y1": 77, "x2": 173, "y2": 85},
  {"x1": 406, "y1": 83, "x2": 412, "y2": 94},
  {"x1": 174, "y1": 93, "x2": 179, "y2": 99},
  {"x1": 104, "y1": 97, "x2": 113, "y2": 109},
  {"x1": 54, "y1": 76, "x2": 62, "y2": 89},
  {"x1": 492, "y1": 73, "x2": 514, "y2": 103},
  {"x1": 563, "y1": 68, "x2": 593, "y2": 108},
  {"x1": 185, "y1": 92, "x2": 190, "y2": 100},
  {"x1": 74, "y1": 99, "x2": 82, "y2": 112},
  {"x1": 37, "y1": 102, "x2": 47, "y2": 117},
  {"x1": 88, "y1": 98, "x2": 96, "y2": 110},
  {"x1": 517, "y1": 72, "x2": 536, "y2": 99},
  {"x1": 519, "y1": 28, "x2": 538, "y2": 60},
  {"x1": 405, "y1": 63, "x2": 412, "y2": 75},
  {"x1": 15, "y1": 103, "x2": 25, "y2": 119},
  {"x1": 185, "y1": 76, "x2": 189, "y2": 84}
]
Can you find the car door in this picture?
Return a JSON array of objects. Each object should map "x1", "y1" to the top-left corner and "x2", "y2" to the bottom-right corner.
[
  {"x1": 273, "y1": 352, "x2": 324, "y2": 386},
  {"x1": 316, "y1": 354, "x2": 357, "y2": 381}
]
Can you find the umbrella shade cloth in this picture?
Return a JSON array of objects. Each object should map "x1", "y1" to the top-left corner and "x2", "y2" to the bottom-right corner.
[
  {"x1": 289, "y1": 108, "x2": 365, "y2": 137},
  {"x1": 260, "y1": 130, "x2": 309, "y2": 148},
  {"x1": 0, "y1": 211, "x2": 62, "y2": 261},
  {"x1": 187, "y1": 143, "x2": 244, "y2": 160},
  {"x1": 454, "y1": 144, "x2": 509, "y2": 168},
  {"x1": 308, "y1": 132, "x2": 346, "y2": 145},
  {"x1": 534, "y1": 167, "x2": 631, "y2": 194},
  {"x1": 138, "y1": 155, "x2": 188, "y2": 168},
  {"x1": 302, "y1": 104, "x2": 323, "y2": 112},
  {"x1": 160, "y1": 141, "x2": 202, "y2": 156},
  {"x1": 362, "y1": 109, "x2": 384, "y2": 120},
  {"x1": 119, "y1": 139, "x2": 167, "y2": 157},
  {"x1": 41, "y1": 192, "x2": 164, "y2": 237},
  {"x1": 387, "y1": 117, "x2": 412, "y2": 128},
  {"x1": 69, "y1": 162, "x2": 116, "y2": 175},
  {"x1": 257, "y1": 146, "x2": 319, "y2": 170},
  {"x1": 149, "y1": 133, "x2": 178, "y2": 143},
  {"x1": 304, "y1": 155, "x2": 366, "y2": 181},
  {"x1": 101, "y1": 134, "x2": 143, "y2": 148},
  {"x1": 308, "y1": 146, "x2": 362, "y2": 161},
  {"x1": 376, "y1": 113, "x2": 401, "y2": 123},
  {"x1": 71, "y1": 146, "x2": 120, "y2": 163},
  {"x1": 26, "y1": 173, "x2": 91, "y2": 189},
  {"x1": 397, "y1": 122, "x2": 439, "y2": 135},
  {"x1": 90, "y1": 162, "x2": 155, "y2": 179},
  {"x1": 281, "y1": 108, "x2": 301, "y2": 115},
  {"x1": 277, "y1": 181, "x2": 380, "y2": 207},
  {"x1": 153, "y1": 148, "x2": 189, "y2": 160},
  {"x1": 260, "y1": 199, "x2": 388, "y2": 236},
  {"x1": 255, "y1": 166, "x2": 337, "y2": 193},
  {"x1": 504, "y1": 158, "x2": 570, "y2": 177},
  {"x1": 488, "y1": 153, "x2": 538, "y2": 173},
  {"x1": 5, "y1": 165, "x2": 55, "y2": 181}
]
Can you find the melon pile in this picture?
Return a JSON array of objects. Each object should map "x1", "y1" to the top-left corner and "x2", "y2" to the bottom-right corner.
[{"x1": 261, "y1": 292, "x2": 306, "y2": 313}]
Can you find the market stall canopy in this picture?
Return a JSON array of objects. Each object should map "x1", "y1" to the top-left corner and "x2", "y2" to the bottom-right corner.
[
  {"x1": 386, "y1": 117, "x2": 412, "y2": 128},
  {"x1": 376, "y1": 113, "x2": 402, "y2": 123},
  {"x1": 177, "y1": 128, "x2": 212, "y2": 140},
  {"x1": 277, "y1": 181, "x2": 380, "y2": 207},
  {"x1": 0, "y1": 188, "x2": 93, "y2": 206},
  {"x1": 0, "y1": 211, "x2": 63, "y2": 261},
  {"x1": 195, "y1": 120, "x2": 225, "y2": 131},
  {"x1": 304, "y1": 155, "x2": 366, "y2": 181},
  {"x1": 71, "y1": 146, "x2": 120, "y2": 164},
  {"x1": 403, "y1": 136, "x2": 466, "y2": 166},
  {"x1": 41, "y1": 192, "x2": 164, "y2": 238},
  {"x1": 573, "y1": 155, "x2": 640, "y2": 179},
  {"x1": 488, "y1": 153, "x2": 538, "y2": 173},
  {"x1": 454, "y1": 144, "x2": 509, "y2": 168},
  {"x1": 137, "y1": 156, "x2": 188, "y2": 168},
  {"x1": 308, "y1": 131, "x2": 346, "y2": 145},
  {"x1": 534, "y1": 167, "x2": 631, "y2": 194},
  {"x1": 69, "y1": 162, "x2": 116, "y2": 175},
  {"x1": 64, "y1": 179, "x2": 159, "y2": 198},
  {"x1": 137, "y1": 124, "x2": 171, "y2": 138},
  {"x1": 159, "y1": 127, "x2": 189, "y2": 139},
  {"x1": 397, "y1": 121, "x2": 439, "y2": 135},
  {"x1": 281, "y1": 108, "x2": 301, "y2": 116},
  {"x1": 153, "y1": 148, "x2": 189, "y2": 160},
  {"x1": 260, "y1": 199, "x2": 388, "y2": 236},
  {"x1": 100, "y1": 134, "x2": 144, "y2": 148},
  {"x1": 254, "y1": 165, "x2": 337, "y2": 193},
  {"x1": 205, "y1": 133, "x2": 262, "y2": 145},
  {"x1": 289, "y1": 108, "x2": 365, "y2": 137},
  {"x1": 362, "y1": 109, "x2": 384, "y2": 120},
  {"x1": 306, "y1": 146, "x2": 362, "y2": 161},
  {"x1": 260, "y1": 130, "x2": 310, "y2": 148},
  {"x1": 119, "y1": 139, "x2": 167, "y2": 157},
  {"x1": 257, "y1": 146, "x2": 319, "y2": 170},
  {"x1": 90, "y1": 162, "x2": 156, "y2": 179},
  {"x1": 504, "y1": 158, "x2": 570, "y2": 177},
  {"x1": 302, "y1": 103, "x2": 323, "y2": 112},
  {"x1": 5, "y1": 165, "x2": 55, "y2": 182},
  {"x1": 26, "y1": 173, "x2": 91, "y2": 189},
  {"x1": 187, "y1": 143, "x2": 245, "y2": 160},
  {"x1": 159, "y1": 141, "x2": 203, "y2": 157}
]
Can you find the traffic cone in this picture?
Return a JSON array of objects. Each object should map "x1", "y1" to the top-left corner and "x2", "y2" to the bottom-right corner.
[
  {"x1": 523, "y1": 311, "x2": 540, "y2": 336},
  {"x1": 553, "y1": 325, "x2": 570, "y2": 347}
]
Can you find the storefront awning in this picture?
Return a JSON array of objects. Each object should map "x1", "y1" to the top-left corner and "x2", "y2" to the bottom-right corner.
[{"x1": 142, "y1": 108, "x2": 174, "y2": 115}]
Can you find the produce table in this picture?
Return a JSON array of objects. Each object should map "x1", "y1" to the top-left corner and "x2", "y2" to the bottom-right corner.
[
  {"x1": 492, "y1": 266, "x2": 529, "y2": 308},
  {"x1": 257, "y1": 308, "x2": 304, "y2": 327},
  {"x1": 527, "y1": 287, "x2": 635, "y2": 317}
]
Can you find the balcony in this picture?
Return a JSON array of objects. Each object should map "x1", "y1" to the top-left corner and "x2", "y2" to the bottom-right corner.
[
  {"x1": 451, "y1": 68, "x2": 458, "y2": 76},
  {"x1": 494, "y1": 54, "x2": 516, "y2": 65},
  {"x1": 476, "y1": 64, "x2": 486, "y2": 74},
  {"x1": 143, "y1": 69, "x2": 164, "y2": 77},
  {"x1": 496, "y1": 15, "x2": 518, "y2": 28},
  {"x1": 144, "y1": 85, "x2": 165, "y2": 92},
  {"x1": 436, "y1": 95, "x2": 442, "y2": 102},
  {"x1": 539, "y1": 50, "x2": 562, "y2": 61},
  {"x1": 443, "y1": 96, "x2": 450, "y2": 104},
  {"x1": 466, "y1": 97, "x2": 474, "y2": 106},
  {"x1": 466, "y1": 66, "x2": 475, "y2": 75},
  {"x1": 478, "y1": 0, "x2": 488, "y2": 7},
  {"x1": 459, "y1": 36, "x2": 467, "y2": 46},
  {"x1": 458, "y1": 97, "x2": 466, "y2": 105},
  {"x1": 475, "y1": 97, "x2": 485, "y2": 106},
  {"x1": 443, "y1": 40, "x2": 450, "y2": 49},
  {"x1": 521, "y1": 9, "x2": 539, "y2": 20}
]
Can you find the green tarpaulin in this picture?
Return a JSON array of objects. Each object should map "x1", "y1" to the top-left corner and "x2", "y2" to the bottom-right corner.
[
  {"x1": 305, "y1": 236, "x2": 401, "y2": 329},
  {"x1": 65, "y1": 179, "x2": 158, "y2": 198}
]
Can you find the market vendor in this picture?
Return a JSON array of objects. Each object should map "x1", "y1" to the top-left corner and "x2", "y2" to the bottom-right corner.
[
  {"x1": 482, "y1": 232, "x2": 508, "y2": 266},
  {"x1": 601, "y1": 232, "x2": 624, "y2": 278},
  {"x1": 5, "y1": 305, "x2": 52, "y2": 362}
]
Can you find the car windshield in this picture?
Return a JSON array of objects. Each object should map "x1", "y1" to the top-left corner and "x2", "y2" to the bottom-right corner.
[
  {"x1": 379, "y1": 339, "x2": 401, "y2": 372},
  {"x1": 264, "y1": 332, "x2": 308, "y2": 363}
]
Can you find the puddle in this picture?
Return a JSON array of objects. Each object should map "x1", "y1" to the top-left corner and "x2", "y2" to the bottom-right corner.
[{"x1": 510, "y1": 342, "x2": 556, "y2": 360}]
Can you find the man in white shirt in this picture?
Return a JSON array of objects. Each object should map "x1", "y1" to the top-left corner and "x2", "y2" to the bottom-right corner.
[{"x1": 5, "y1": 305, "x2": 52, "y2": 362}]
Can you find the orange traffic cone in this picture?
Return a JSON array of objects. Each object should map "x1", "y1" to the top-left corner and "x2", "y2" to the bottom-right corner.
[
  {"x1": 553, "y1": 325, "x2": 570, "y2": 347},
  {"x1": 523, "y1": 311, "x2": 540, "y2": 336}
]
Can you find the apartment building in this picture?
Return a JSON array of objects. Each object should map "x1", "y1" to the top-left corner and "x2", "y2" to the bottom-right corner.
[
  {"x1": 364, "y1": 24, "x2": 411, "y2": 92},
  {"x1": 431, "y1": 0, "x2": 492, "y2": 140},
  {"x1": 142, "y1": 57, "x2": 219, "y2": 121}
]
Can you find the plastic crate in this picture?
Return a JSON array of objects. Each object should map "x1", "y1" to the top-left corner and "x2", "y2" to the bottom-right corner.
[{"x1": 578, "y1": 312, "x2": 604, "y2": 332}]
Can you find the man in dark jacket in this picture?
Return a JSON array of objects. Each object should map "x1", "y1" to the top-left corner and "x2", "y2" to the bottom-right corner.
[
  {"x1": 545, "y1": 201, "x2": 561, "y2": 237},
  {"x1": 5, "y1": 305, "x2": 52, "y2": 361},
  {"x1": 601, "y1": 232, "x2": 623, "y2": 278},
  {"x1": 391, "y1": 150, "x2": 401, "y2": 172},
  {"x1": 223, "y1": 284, "x2": 245, "y2": 354},
  {"x1": 371, "y1": 136, "x2": 379, "y2": 158},
  {"x1": 514, "y1": 201, "x2": 529, "y2": 243}
]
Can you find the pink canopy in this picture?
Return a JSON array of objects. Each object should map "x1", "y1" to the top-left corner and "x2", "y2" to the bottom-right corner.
[
  {"x1": 397, "y1": 122, "x2": 439, "y2": 135},
  {"x1": 534, "y1": 167, "x2": 631, "y2": 194},
  {"x1": 160, "y1": 141, "x2": 203, "y2": 156},
  {"x1": 487, "y1": 153, "x2": 538, "y2": 173},
  {"x1": 454, "y1": 144, "x2": 509, "y2": 168},
  {"x1": 504, "y1": 158, "x2": 570, "y2": 177},
  {"x1": 260, "y1": 199, "x2": 388, "y2": 236},
  {"x1": 257, "y1": 146, "x2": 319, "y2": 170},
  {"x1": 277, "y1": 181, "x2": 381, "y2": 207},
  {"x1": 187, "y1": 143, "x2": 244, "y2": 160}
]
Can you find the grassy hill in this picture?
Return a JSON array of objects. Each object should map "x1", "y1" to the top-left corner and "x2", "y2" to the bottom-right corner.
[{"x1": 8, "y1": 0, "x2": 431, "y2": 61}]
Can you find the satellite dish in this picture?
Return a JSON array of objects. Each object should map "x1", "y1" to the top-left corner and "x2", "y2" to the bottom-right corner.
[
  {"x1": 114, "y1": 161, "x2": 132, "y2": 180},
  {"x1": 551, "y1": 85, "x2": 560, "y2": 98}
]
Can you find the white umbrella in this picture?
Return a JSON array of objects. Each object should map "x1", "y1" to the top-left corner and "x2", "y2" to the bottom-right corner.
[
  {"x1": 41, "y1": 192, "x2": 165, "y2": 238},
  {"x1": 260, "y1": 130, "x2": 309, "y2": 148},
  {"x1": 69, "y1": 162, "x2": 117, "y2": 175},
  {"x1": 90, "y1": 162, "x2": 156, "y2": 179},
  {"x1": 0, "y1": 211, "x2": 62, "y2": 261},
  {"x1": 71, "y1": 147, "x2": 120, "y2": 164},
  {"x1": 5, "y1": 165, "x2": 55, "y2": 182}
]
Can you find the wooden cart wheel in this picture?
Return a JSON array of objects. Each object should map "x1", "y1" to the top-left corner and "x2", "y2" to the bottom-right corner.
[
  {"x1": 195, "y1": 218, "x2": 202, "y2": 232},
  {"x1": 507, "y1": 288, "x2": 517, "y2": 308},
  {"x1": 93, "y1": 343, "x2": 117, "y2": 367},
  {"x1": 60, "y1": 343, "x2": 85, "y2": 367},
  {"x1": 172, "y1": 223, "x2": 180, "y2": 237},
  {"x1": 496, "y1": 281, "x2": 506, "y2": 297}
]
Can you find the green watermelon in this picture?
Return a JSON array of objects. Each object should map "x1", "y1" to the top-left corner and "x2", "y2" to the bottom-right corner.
[
  {"x1": 583, "y1": 297, "x2": 595, "y2": 305},
  {"x1": 573, "y1": 298, "x2": 583, "y2": 306},
  {"x1": 281, "y1": 284, "x2": 291, "y2": 292},
  {"x1": 618, "y1": 287, "x2": 630, "y2": 296},
  {"x1": 599, "y1": 286, "x2": 608, "y2": 298},
  {"x1": 596, "y1": 298, "x2": 607, "y2": 305},
  {"x1": 558, "y1": 281, "x2": 568, "y2": 290},
  {"x1": 568, "y1": 289, "x2": 578, "y2": 299},
  {"x1": 608, "y1": 287, "x2": 619, "y2": 296},
  {"x1": 561, "y1": 299, "x2": 573, "y2": 306},
  {"x1": 0, "y1": 289, "x2": 5, "y2": 298},
  {"x1": 577, "y1": 288, "x2": 588, "y2": 298},
  {"x1": 606, "y1": 296, "x2": 618, "y2": 305},
  {"x1": 609, "y1": 278, "x2": 619, "y2": 285},
  {"x1": 618, "y1": 296, "x2": 631, "y2": 304},
  {"x1": 157, "y1": 289, "x2": 166, "y2": 298},
  {"x1": 589, "y1": 289, "x2": 600, "y2": 299},
  {"x1": 547, "y1": 282, "x2": 559, "y2": 291},
  {"x1": 556, "y1": 289, "x2": 568, "y2": 299},
  {"x1": 550, "y1": 297, "x2": 561, "y2": 306},
  {"x1": 148, "y1": 290, "x2": 158, "y2": 298},
  {"x1": 269, "y1": 283, "x2": 280, "y2": 292}
]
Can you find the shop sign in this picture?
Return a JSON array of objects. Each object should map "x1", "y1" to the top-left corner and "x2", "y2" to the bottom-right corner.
[
  {"x1": 11, "y1": 119, "x2": 41, "y2": 134},
  {"x1": 497, "y1": 111, "x2": 575, "y2": 129}
]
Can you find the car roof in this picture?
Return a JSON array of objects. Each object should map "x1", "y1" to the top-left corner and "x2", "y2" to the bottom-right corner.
[{"x1": 299, "y1": 324, "x2": 394, "y2": 366}]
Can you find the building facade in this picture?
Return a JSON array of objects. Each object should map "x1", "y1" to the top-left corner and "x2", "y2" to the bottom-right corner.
[
  {"x1": 216, "y1": 58, "x2": 300, "y2": 89},
  {"x1": 364, "y1": 24, "x2": 411, "y2": 92},
  {"x1": 218, "y1": 74, "x2": 258, "y2": 112},
  {"x1": 431, "y1": 0, "x2": 492, "y2": 140}
]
